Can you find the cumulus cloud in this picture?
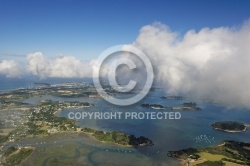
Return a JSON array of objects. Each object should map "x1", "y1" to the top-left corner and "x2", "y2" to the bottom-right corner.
[
  {"x1": 2, "y1": 21, "x2": 250, "y2": 108},
  {"x1": 0, "y1": 60, "x2": 22, "y2": 77},
  {"x1": 134, "y1": 21, "x2": 250, "y2": 108},
  {"x1": 26, "y1": 52, "x2": 93, "y2": 78}
]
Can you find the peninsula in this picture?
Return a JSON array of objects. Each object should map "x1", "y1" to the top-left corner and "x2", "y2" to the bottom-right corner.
[{"x1": 168, "y1": 141, "x2": 250, "y2": 166}]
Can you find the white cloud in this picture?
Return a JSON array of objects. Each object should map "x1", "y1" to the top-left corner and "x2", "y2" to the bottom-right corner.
[
  {"x1": 134, "y1": 21, "x2": 250, "y2": 108},
  {"x1": 0, "y1": 60, "x2": 22, "y2": 77},
  {"x1": 26, "y1": 52, "x2": 93, "y2": 78},
  {"x1": 2, "y1": 21, "x2": 250, "y2": 108}
]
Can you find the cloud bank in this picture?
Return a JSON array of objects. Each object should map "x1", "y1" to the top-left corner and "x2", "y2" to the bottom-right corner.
[
  {"x1": 1, "y1": 21, "x2": 250, "y2": 108},
  {"x1": 26, "y1": 52, "x2": 93, "y2": 78},
  {"x1": 134, "y1": 21, "x2": 250, "y2": 108},
  {"x1": 0, "y1": 60, "x2": 22, "y2": 77}
]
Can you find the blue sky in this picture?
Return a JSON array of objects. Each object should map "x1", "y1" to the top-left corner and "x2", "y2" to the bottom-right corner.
[{"x1": 1, "y1": 0, "x2": 250, "y2": 60}]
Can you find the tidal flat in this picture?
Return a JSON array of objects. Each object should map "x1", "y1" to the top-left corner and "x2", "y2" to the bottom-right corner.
[{"x1": 4, "y1": 132, "x2": 166, "y2": 166}]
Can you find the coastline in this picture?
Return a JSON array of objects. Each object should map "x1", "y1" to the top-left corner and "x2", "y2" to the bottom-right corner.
[
  {"x1": 3, "y1": 131, "x2": 134, "y2": 151},
  {"x1": 212, "y1": 126, "x2": 247, "y2": 133},
  {"x1": 168, "y1": 140, "x2": 250, "y2": 166},
  {"x1": 53, "y1": 105, "x2": 91, "y2": 115}
]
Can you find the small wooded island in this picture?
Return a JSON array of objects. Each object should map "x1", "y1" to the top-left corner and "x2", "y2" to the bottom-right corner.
[
  {"x1": 141, "y1": 102, "x2": 202, "y2": 110},
  {"x1": 211, "y1": 121, "x2": 247, "y2": 132}
]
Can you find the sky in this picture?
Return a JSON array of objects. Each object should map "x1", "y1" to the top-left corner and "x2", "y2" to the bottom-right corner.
[{"x1": 1, "y1": 0, "x2": 250, "y2": 60}]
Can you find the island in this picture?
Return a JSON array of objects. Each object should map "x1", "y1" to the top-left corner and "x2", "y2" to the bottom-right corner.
[
  {"x1": 160, "y1": 96, "x2": 185, "y2": 100},
  {"x1": 168, "y1": 141, "x2": 250, "y2": 166},
  {"x1": 141, "y1": 104, "x2": 165, "y2": 109},
  {"x1": 183, "y1": 102, "x2": 197, "y2": 107},
  {"x1": 211, "y1": 121, "x2": 247, "y2": 132},
  {"x1": 172, "y1": 102, "x2": 202, "y2": 111},
  {"x1": 141, "y1": 102, "x2": 202, "y2": 110}
]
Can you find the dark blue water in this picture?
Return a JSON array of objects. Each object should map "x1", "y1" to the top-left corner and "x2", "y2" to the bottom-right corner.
[{"x1": 26, "y1": 90, "x2": 250, "y2": 164}]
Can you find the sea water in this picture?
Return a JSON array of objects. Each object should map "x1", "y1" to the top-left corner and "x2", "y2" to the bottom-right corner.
[{"x1": 2, "y1": 77, "x2": 250, "y2": 165}]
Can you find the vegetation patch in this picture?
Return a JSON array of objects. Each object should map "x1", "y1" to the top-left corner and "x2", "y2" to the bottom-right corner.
[
  {"x1": 211, "y1": 121, "x2": 246, "y2": 132},
  {"x1": 82, "y1": 127, "x2": 153, "y2": 146},
  {"x1": 3, "y1": 147, "x2": 33, "y2": 166},
  {"x1": 168, "y1": 141, "x2": 250, "y2": 166}
]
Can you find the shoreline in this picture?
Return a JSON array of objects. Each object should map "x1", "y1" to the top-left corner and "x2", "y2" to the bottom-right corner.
[
  {"x1": 3, "y1": 131, "x2": 134, "y2": 151},
  {"x1": 212, "y1": 126, "x2": 247, "y2": 133},
  {"x1": 168, "y1": 140, "x2": 250, "y2": 166}
]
